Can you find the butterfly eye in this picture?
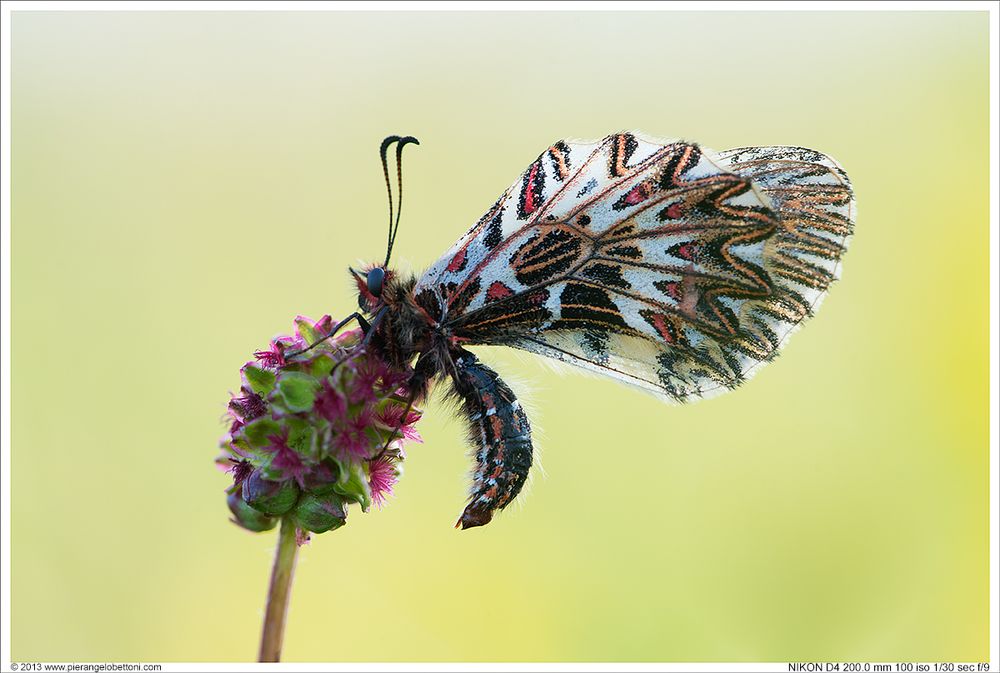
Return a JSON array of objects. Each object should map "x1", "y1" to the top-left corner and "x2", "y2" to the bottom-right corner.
[{"x1": 366, "y1": 267, "x2": 385, "y2": 298}]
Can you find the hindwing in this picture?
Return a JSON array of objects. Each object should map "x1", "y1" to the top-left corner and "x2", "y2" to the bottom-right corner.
[{"x1": 414, "y1": 133, "x2": 855, "y2": 401}]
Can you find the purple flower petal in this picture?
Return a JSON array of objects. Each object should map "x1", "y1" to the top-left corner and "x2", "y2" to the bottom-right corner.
[
  {"x1": 228, "y1": 458, "x2": 254, "y2": 486},
  {"x1": 334, "y1": 406, "x2": 376, "y2": 458},
  {"x1": 229, "y1": 388, "x2": 267, "y2": 421},
  {"x1": 350, "y1": 359, "x2": 382, "y2": 405},
  {"x1": 375, "y1": 406, "x2": 424, "y2": 444},
  {"x1": 264, "y1": 432, "x2": 309, "y2": 488},
  {"x1": 315, "y1": 379, "x2": 348, "y2": 423},
  {"x1": 368, "y1": 454, "x2": 399, "y2": 508}
]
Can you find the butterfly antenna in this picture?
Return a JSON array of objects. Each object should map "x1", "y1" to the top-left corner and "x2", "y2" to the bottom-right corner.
[
  {"x1": 388, "y1": 136, "x2": 420, "y2": 264},
  {"x1": 379, "y1": 135, "x2": 401, "y2": 268},
  {"x1": 380, "y1": 136, "x2": 420, "y2": 268}
]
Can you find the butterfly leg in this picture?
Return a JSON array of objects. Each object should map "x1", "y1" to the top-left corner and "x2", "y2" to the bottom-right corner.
[
  {"x1": 450, "y1": 351, "x2": 533, "y2": 529},
  {"x1": 285, "y1": 312, "x2": 368, "y2": 358}
]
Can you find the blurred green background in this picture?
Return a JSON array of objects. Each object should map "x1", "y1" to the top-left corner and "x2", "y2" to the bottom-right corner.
[{"x1": 10, "y1": 10, "x2": 990, "y2": 663}]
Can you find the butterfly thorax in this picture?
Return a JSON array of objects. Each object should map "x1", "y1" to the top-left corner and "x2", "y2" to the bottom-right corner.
[{"x1": 355, "y1": 268, "x2": 455, "y2": 386}]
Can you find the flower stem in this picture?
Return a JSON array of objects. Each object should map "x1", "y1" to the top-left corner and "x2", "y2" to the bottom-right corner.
[{"x1": 258, "y1": 517, "x2": 299, "y2": 662}]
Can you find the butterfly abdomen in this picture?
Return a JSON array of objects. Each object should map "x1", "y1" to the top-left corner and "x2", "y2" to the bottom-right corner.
[{"x1": 449, "y1": 351, "x2": 533, "y2": 529}]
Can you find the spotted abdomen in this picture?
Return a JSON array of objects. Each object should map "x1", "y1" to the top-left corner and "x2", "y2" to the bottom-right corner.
[{"x1": 451, "y1": 351, "x2": 533, "y2": 529}]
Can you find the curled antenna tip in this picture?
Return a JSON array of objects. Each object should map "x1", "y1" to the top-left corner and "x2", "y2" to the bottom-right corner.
[{"x1": 380, "y1": 135, "x2": 402, "y2": 155}]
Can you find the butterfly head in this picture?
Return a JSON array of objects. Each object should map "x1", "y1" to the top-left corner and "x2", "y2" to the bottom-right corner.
[{"x1": 351, "y1": 264, "x2": 389, "y2": 313}]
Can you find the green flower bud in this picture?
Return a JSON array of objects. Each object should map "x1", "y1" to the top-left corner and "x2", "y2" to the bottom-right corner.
[
  {"x1": 275, "y1": 371, "x2": 321, "y2": 414},
  {"x1": 292, "y1": 491, "x2": 349, "y2": 534},
  {"x1": 302, "y1": 460, "x2": 340, "y2": 496},
  {"x1": 333, "y1": 460, "x2": 372, "y2": 512},
  {"x1": 242, "y1": 469, "x2": 300, "y2": 516},
  {"x1": 228, "y1": 489, "x2": 278, "y2": 532}
]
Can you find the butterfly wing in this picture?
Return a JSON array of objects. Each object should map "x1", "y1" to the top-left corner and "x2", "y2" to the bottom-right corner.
[{"x1": 413, "y1": 133, "x2": 855, "y2": 401}]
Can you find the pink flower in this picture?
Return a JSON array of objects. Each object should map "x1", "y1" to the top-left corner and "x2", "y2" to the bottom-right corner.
[
  {"x1": 334, "y1": 406, "x2": 375, "y2": 458},
  {"x1": 305, "y1": 315, "x2": 334, "y2": 340},
  {"x1": 368, "y1": 454, "x2": 399, "y2": 508},
  {"x1": 219, "y1": 314, "x2": 424, "y2": 535},
  {"x1": 375, "y1": 406, "x2": 423, "y2": 443},
  {"x1": 254, "y1": 341, "x2": 287, "y2": 369},
  {"x1": 350, "y1": 358, "x2": 383, "y2": 404},
  {"x1": 315, "y1": 379, "x2": 347, "y2": 423},
  {"x1": 228, "y1": 458, "x2": 254, "y2": 486},
  {"x1": 264, "y1": 432, "x2": 309, "y2": 488},
  {"x1": 229, "y1": 388, "x2": 267, "y2": 422},
  {"x1": 377, "y1": 362, "x2": 411, "y2": 396}
]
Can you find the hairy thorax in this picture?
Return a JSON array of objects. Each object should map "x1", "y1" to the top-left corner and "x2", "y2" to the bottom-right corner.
[{"x1": 373, "y1": 272, "x2": 451, "y2": 372}]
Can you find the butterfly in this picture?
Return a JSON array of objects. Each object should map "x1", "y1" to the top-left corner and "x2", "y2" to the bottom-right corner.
[{"x1": 297, "y1": 132, "x2": 855, "y2": 529}]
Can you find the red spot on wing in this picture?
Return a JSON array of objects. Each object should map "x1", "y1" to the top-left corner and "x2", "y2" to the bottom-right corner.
[
  {"x1": 665, "y1": 203, "x2": 684, "y2": 219},
  {"x1": 527, "y1": 290, "x2": 548, "y2": 306},
  {"x1": 623, "y1": 181, "x2": 653, "y2": 206},
  {"x1": 447, "y1": 247, "x2": 467, "y2": 272},
  {"x1": 485, "y1": 281, "x2": 515, "y2": 303},
  {"x1": 662, "y1": 281, "x2": 681, "y2": 302},
  {"x1": 522, "y1": 162, "x2": 540, "y2": 215},
  {"x1": 677, "y1": 243, "x2": 698, "y2": 261},
  {"x1": 648, "y1": 312, "x2": 677, "y2": 344}
]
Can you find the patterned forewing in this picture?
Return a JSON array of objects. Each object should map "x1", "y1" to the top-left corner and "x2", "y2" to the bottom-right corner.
[{"x1": 414, "y1": 134, "x2": 855, "y2": 401}]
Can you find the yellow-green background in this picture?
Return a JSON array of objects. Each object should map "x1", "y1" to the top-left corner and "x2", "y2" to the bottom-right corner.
[{"x1": 10, "y1": 10, "x2": 990, "y2": 663}]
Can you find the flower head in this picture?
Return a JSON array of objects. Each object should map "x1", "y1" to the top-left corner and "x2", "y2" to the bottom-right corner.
[
  {"x1": 229, "y1": 458, "x2": 254, "y2": 486},
  {"x1": 217, "y1": 315, "x2": 423, "y2": 537},
  {"x1": 263, "y1": 432, "x2": 310, "y2": 488},
  {"x1": 254, "y1": 341, "x2": 287, "y2": 369},
  {"x1": 229, "y1": 388, "x2": 266, "y2": 422},
  {"x1": 315, "y1": 378, "x2": 348, "y2": 424},
  {"x1": 368, "y1": 453, "x2": 402, "y2": 508},
  {"x1": 375, "y1": 405, "x2": 423, "y2": 444},
  {"x1": 334, "y1": 405, "x2": 376, "y2": 459}
]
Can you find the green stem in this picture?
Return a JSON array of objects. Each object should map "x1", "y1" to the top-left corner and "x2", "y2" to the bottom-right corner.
[{"x1": 258, "y1": 517, "x2": 299, "y2": 662}]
